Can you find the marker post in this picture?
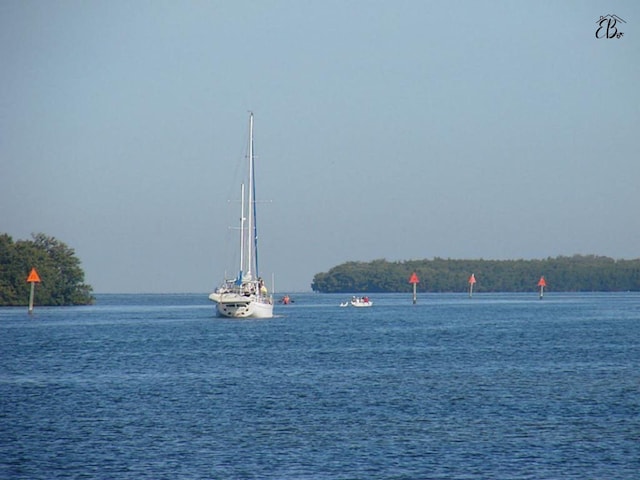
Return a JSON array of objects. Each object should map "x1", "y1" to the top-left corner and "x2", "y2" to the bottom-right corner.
[
  {"x1": 537, "y1": 276, "x2": 546, "y2": 300},
  {"x1": 27, "y1": 268, "x2": 41, "y2": 314},
  {"x1": 468, "y1": 273, "x2": 476, "y2": 298},
  {"x1": 409, "y1": 272, "x2": 419, "y2": 305}
]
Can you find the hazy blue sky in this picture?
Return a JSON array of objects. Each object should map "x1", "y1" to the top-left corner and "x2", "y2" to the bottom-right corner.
[{"x1": 2, "y1": 1, "x2": 638, "y2": 293}]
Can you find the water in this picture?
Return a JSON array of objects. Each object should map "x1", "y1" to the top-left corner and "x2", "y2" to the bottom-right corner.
[{"x1": 1, "y1": 292, "x2": 639, "y2": 479}]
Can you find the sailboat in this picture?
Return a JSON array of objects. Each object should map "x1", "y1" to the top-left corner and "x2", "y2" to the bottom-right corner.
[{"x1": 208, "y1": 113, "x2": 274, "y2": 318}]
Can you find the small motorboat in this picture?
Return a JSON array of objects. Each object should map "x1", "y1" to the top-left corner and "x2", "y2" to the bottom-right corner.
[
  {"x1": 280, "y1": 295, "x2": 292, "y2": 305},
  {"x1": 350, "y1": 296, "x2": 373, "y2": 307}
]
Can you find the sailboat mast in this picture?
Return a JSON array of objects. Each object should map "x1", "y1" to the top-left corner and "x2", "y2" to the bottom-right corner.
[{"x1": 246, "y1": 112, "x2": 254, "y2": 280}]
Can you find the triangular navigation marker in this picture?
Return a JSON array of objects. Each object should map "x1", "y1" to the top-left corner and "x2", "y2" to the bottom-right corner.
[
  {"x1": 409, "y1": 272, "x2": 419, "y2": 304},
  {"x1": 27, "y1": 267, "x2": 41, "y2": 314},
  {"x1": 537, "y1": 276, "x2": 546, "y2": 299},
  {"x1": 468, "y1": 273, "x2": 476, "y2": 298},
  {"x1": 27, "y1": 268, "x2": 41, "y2": 283}
]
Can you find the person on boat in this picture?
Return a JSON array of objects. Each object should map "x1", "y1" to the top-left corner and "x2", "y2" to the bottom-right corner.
[
  {"x1": 363, "y1": 296, "x2": 369, "y2": 303},
  {"x1": 258, "y1": 278, "x2": 268, "y2": 295}
]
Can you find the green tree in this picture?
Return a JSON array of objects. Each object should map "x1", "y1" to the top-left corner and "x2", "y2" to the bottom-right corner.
[{"x1": 0, "y1": 233, "x2": 94, "y2": 306}]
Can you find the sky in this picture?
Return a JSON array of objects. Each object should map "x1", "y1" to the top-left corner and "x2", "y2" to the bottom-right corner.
[{"x1": 1, "y1": 1, "x2": 638, "y2": 293}]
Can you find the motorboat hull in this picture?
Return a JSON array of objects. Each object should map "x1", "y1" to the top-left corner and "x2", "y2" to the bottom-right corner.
[{"x1": 350, "y1": 300, "x2": 373, "y2": 307}]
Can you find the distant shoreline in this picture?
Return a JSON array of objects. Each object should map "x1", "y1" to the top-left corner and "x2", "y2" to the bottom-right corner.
[{"x1": 311, "y1": 255, "x2": 640, "y2": 293}]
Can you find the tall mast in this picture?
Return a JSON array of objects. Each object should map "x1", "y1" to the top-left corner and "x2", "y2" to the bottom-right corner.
[{"x1": 246, "y1": 112, "x2": 254, "y2": 280}]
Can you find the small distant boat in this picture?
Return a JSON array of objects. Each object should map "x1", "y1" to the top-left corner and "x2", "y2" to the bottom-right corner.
[
  {"x1": 208, "y1": 113, "x2": 274, "y2": 319},
  {"x1": 280, "y1": 295, "x2": 292, "y2": 305},
  {"x1": 350, "y1": 296, "x2": 373, "y2": 308}
]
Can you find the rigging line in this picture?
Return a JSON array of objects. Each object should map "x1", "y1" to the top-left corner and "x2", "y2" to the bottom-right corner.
[{"x1": 252, "y1": 138, "x2": 260, "y2": 278}]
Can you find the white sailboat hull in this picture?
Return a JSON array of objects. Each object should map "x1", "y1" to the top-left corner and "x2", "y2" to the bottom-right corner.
[{"x1": 209, "y1": 291, "x2": 274, "y2": 319}]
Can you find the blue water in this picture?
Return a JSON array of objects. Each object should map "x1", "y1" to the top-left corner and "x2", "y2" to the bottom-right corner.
[{"x1": 1, "y1": 293, "x2": 639, "y2": 479}]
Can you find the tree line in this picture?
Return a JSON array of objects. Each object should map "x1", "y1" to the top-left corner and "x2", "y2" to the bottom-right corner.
[
  {"x1": 311, "y1": 256, "x2": 640, "y2": 293},
  {"x1": 0, "y1": 233, "x2": 94, "y2": 306}
]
